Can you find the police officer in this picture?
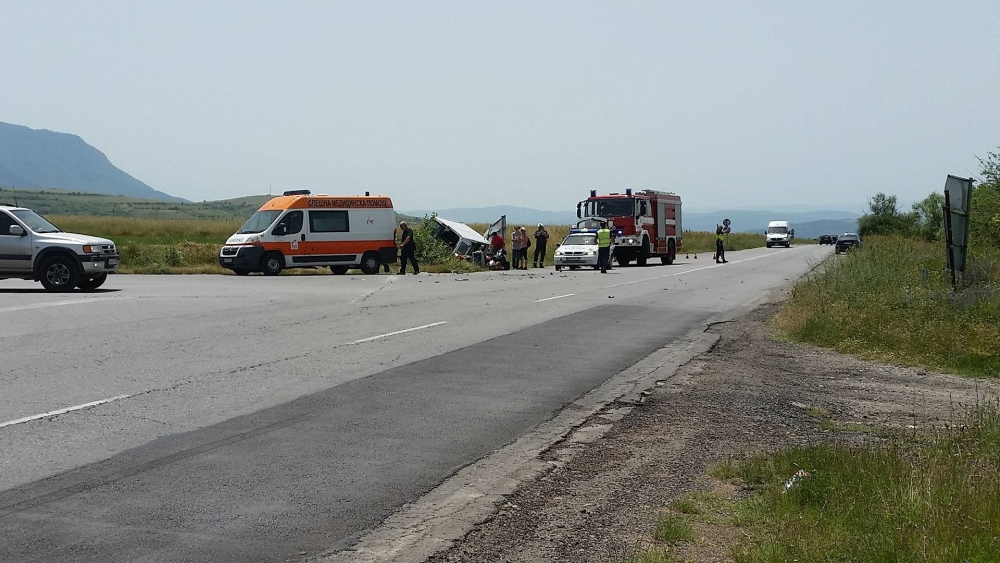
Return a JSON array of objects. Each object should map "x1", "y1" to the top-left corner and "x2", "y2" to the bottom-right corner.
[
  {"x1": 716, "y1": 225, "x2": 728, "y2": 264},
  {"x1": 597, "y1": 221, "x2": 612, "y2": 273}
]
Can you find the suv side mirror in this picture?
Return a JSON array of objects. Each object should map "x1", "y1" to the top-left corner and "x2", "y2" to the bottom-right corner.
[
  {"x1": 273, "y1": 225, "x2": 287, "y2": 236},
  {"x1": 9, "y1": 225, "x2": 24, "y2": 236}
]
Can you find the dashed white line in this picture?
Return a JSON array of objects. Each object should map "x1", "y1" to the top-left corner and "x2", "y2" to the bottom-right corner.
[
  {"x1": 0, "y1": 394, "x2": 132, "y2": 430},
  {"x1": 354, "y1": 321, "x2": 448, "y2": 344},
  {"x1": 535, "y1": 293, "x2": 575, "y2": 302}
]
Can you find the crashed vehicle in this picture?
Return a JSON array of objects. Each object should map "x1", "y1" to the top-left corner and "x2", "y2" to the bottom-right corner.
[{"x1": 431, "y1": 215, "x2": 507, "y2": 267}]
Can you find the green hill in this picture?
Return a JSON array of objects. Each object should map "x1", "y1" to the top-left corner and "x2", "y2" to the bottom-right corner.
[
  {"x1": 0, "y1": 187, "x2": 269, "y2": 221},
  {"x1": 0, "y1": 121, "x2": 184, "y2": 201},
  {"x1": 0, "y1": 187, "x2": 423, "y2": 225}
]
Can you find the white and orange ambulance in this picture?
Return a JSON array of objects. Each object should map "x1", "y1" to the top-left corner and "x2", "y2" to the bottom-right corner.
[{"x1": 219, "y1": 190, "x2": 398, "y2": 276}]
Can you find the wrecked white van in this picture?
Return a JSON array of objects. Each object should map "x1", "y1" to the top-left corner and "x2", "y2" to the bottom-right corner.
[{"x1": 432, "y1": 215, "x2": 506, "y2": 262}]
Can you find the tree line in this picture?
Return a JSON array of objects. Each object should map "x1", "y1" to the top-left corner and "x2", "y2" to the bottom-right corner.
[{"x1": 859, "y1": 148, "x2": 1000, "y2": 249}]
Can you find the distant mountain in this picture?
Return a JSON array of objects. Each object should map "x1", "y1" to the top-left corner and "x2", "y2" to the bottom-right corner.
[
  {"x1": 685, "y1": 209, "x2": 860, "y2": 234},
  {"x1": 405, "y1": 206, "x2": 578, "y2": 226},
  {"x1": 406, "y1": 205, "x2": 863, "y2": 235},
  {"x1": 0, "y1": 121, "x2": 183, "y2": 202}
]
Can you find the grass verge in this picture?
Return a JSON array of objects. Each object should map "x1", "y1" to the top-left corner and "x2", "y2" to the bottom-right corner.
[
  {"x1": 719, "y1": 401, "x2": 1000, "y2": 563},
  {"x1": 633, "y1": 402, "x2": 1000, "y2": 563},
  {"x1": 774, "y1": 235, "x2": 1000, "y2": 377}
]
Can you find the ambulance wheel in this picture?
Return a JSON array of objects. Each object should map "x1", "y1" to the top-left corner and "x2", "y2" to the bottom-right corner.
[
  {"x1": 359, "y1": 252, "x2": 380, "y2": 275},
  {"x1": 330, "y1": 266, "x2": 350, "y2": 275},
  {"x1": 261, "y1": 252, "x2": 284, "y2": 276}
]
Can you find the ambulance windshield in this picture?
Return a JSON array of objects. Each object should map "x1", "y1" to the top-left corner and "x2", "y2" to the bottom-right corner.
[{"x1": 238, "y1": 210, "x2": 282, "y2": 234}]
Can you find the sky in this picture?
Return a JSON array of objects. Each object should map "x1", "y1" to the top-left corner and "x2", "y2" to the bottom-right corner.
[{"x1": 2, "y1": 1, "x2": 998, "y2": 213}]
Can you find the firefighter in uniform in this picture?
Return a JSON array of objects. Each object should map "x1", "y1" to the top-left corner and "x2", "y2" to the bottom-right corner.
[
  {"x1": 597, "y1": 222, "x2": 612, "y2": 273},
  {"x1": 716, "y1": 225, "x2": 728, "y2": 264}
]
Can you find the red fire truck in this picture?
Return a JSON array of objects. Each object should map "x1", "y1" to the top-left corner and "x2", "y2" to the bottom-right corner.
[{"x1": 576, "y1": 188, "x2": 683, "y2": 266}]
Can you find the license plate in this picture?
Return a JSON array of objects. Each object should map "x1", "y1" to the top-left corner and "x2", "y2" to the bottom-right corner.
[
  {"x1": 107, "y1": 258, "x2": 120, "y2": 266},
  {"x1": 223, "y1": 258, "x2": 233, "y2": 264}
]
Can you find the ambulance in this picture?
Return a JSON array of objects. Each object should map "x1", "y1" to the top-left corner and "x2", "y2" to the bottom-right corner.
[{"x1": 219, "y1": 190, "x2": 398, "y2": 276}]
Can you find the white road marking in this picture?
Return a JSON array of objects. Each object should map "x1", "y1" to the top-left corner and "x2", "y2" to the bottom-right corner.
[
  {"x1": 0, "y1": 394, "x2": 132, "y2": 430},
  {"x1": 535, "y1": 293, "x2": 575, "y2": 302},
  {"x1": 351, "y1": 275, "x2": 398, "y2": 304},
  {"x1": 607, "y1": 250, "x2": 785, "y2": 289},
  {"x1": 0, "y1": 299, "x2": 98, "y2": 313},
  {"x1": 354, "y1": 321, "x2": 448, "y2": 344}
]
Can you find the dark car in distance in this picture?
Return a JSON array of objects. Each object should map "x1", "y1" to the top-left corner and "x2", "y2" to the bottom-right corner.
[
  {"x1": 819, "y1": 234, "x2": 834, "y2": 245},
  {"x1": 835, "y1": 233, "x2": 861, "y2": 254}
]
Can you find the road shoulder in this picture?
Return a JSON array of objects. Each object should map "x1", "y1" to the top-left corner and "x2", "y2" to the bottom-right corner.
[{"x1": 422, "y1": 297, "x2": 996, "y2": 563}]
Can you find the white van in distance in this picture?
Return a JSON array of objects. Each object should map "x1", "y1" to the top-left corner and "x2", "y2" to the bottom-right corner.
[{"x1": 766, "y1": 220, "x2": 794, "y2": 248}]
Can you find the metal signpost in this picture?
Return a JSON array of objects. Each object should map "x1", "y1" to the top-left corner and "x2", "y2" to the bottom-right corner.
[{"x1": 943, "y1": 175, "x2": 974, "y2": 288}]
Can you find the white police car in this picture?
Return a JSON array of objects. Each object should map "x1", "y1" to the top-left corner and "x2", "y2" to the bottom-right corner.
[{"x1": 554, "y1": 230, "x2": 601, "y2": 270}]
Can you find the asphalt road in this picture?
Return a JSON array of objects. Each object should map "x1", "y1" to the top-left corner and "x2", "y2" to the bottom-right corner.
[{"x1": 0, "y1": 245, "x2": 830, "y2": 562}]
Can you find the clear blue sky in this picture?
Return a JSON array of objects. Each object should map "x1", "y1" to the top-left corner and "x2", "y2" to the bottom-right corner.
[{"x1": 2, "y1": 1, "x2": 998, "y2": 212}]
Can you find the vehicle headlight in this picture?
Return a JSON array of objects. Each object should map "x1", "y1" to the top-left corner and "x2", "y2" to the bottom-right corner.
[
  {"x1": 83, "y1": 245, "x2": 103, "y2": 254},
  {"x1": 589, "y1": 250, "x2": 597, "y2": 255},
  {"x1": 555, "y1": 250, "x2": 564, "y2": 256},
  {"x1": 246, "y1": 235, "x2": 262, "y2": 244}
]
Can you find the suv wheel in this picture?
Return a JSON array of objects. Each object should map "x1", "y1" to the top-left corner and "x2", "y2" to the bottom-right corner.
[
  {"x1": 78, "y1": 273, "x2": 108, "y2": 291},
  {"x1": 40, "y1": 255, "x2": 81, "y2": 292}
]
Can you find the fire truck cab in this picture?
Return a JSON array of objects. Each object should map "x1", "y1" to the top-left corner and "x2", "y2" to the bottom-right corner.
[{"x1": 576, "y1": 188, "x2": 682, "y2": 266}]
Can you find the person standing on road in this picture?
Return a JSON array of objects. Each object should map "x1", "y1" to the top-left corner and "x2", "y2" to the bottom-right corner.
[
  {"x1": 715, "y1": 225, "x2": 728, "y2": 264},
  {"x1": 398, "y1": 221, "x2": 419, "y2": 275},
  {"x1": 511, "y1": 227, "x2": 523, "y2": 270},
  {"x1": 520, "y1": 227, "x2": 530, "y2": 270},
  {"x1": 384, "y1": 227, "x2": 397, "y2": 273},
  {"x1": 597, "y1": 221, "x2": 612, "y2": 274},
  {"x1": 533, "y1": 224, "x2": 549, "y2": 268}
]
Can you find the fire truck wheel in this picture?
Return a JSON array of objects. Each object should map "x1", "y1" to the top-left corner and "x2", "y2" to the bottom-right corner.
[
  {"x1": 661, "y1": 240, "x2": 676, "y2": 265},
  {"x1": 616, "y1": 254, "x2": 632, "y2": 267},
  {"x1": 637, "y1": 239, "x2": 649, "y2": 266}
]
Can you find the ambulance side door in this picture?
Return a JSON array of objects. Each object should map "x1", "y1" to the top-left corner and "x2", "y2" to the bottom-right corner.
[
  {"x1": 271, "y1": 210, "x2": 304, "y2": 264},
  {"x1": 306, "y1": 209, "x2": 353, "y2": 264}
]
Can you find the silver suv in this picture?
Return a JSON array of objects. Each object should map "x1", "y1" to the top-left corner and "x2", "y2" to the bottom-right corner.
[{"x1": 0, "y1": 204, "x2": 120, "y2": 292}]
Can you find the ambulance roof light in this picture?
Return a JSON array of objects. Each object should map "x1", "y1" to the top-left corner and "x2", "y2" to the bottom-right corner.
[{"x1": 283, "y1": 190, "x2": 311, "y2": 196}]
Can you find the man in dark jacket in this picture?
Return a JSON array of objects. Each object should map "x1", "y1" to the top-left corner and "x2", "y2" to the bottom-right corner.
[
  {"x1": 533, "y1": 224, "x2": 549, "y2": 268},
  {"x1": 398, "y1": 222, "x2": 419, "y2": 275}
]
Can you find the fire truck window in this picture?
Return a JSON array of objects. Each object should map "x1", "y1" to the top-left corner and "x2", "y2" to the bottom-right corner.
[{"x1": 593, "y1": 200, "x2": 633, "y2": 217}]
